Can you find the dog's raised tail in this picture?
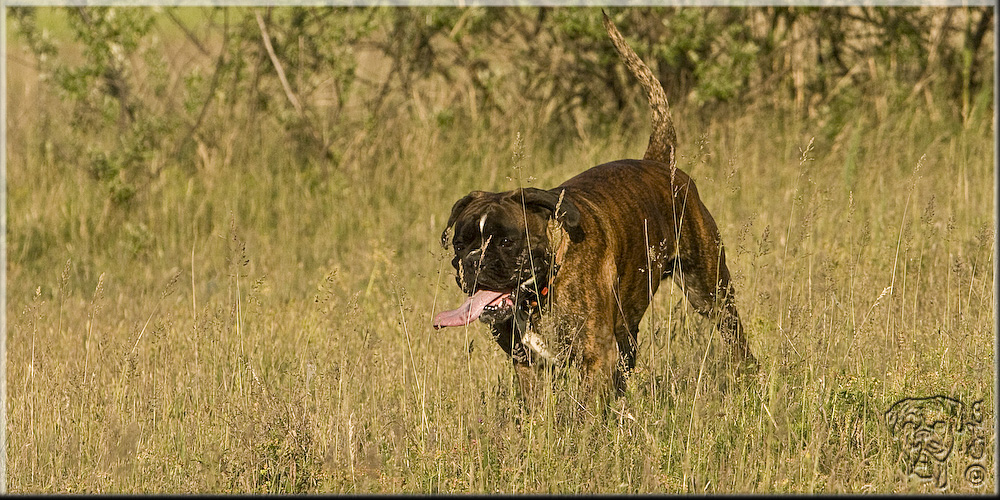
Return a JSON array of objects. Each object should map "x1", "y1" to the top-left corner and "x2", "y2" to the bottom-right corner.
[{"x1": 602, "y1": 11, "x2": 676, "y2": 166}]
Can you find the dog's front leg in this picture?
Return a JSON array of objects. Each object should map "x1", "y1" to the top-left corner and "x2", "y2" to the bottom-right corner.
[
  {"x1": 512, "y1": 360, "x2": 539, "y2": 410},
  {"x1": 577, "y1": 314, "x2": 620, "y2": 410},
  {"x1": 489, "y1": 318, "x2": 541, "y2": 409}
]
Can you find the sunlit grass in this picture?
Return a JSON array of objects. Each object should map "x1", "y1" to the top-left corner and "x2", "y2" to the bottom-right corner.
[{"x1": 4, "y1": 11, "x2": 995, "y2": 493}]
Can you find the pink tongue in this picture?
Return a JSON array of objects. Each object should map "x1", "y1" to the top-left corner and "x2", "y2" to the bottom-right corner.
[{"x1": 433, "y1": 290, "x2": 506, "y2": 329}]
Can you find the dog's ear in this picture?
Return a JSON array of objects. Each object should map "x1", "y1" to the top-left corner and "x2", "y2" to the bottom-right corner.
[
  {"x1": 519, "y1": 187, "x2": 585, "y2": 243},
  {"x1": 442, "y1": 191, "x2": 487, "y2": 248}
]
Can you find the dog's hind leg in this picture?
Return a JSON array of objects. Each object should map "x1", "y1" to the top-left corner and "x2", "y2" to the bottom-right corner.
[
  {"x1": 672, "y1": 243, "x2": 757, "y2": 370},
  {"x1": 711, "y1": 275, "x2": 758, "y2": 370}
]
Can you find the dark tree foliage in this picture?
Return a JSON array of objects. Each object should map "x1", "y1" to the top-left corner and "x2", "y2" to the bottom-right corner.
[{"x1": 10, "y1": 6, "x2": 994, "y2": 202}]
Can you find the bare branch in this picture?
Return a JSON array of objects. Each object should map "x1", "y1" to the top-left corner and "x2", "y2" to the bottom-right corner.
[{"x1": 255, "y1": 9, "x2": 303, "y2": 116}]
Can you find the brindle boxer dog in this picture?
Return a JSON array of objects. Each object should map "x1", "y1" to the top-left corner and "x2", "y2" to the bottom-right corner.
[{"x1": 433, "y1": 12, "x2": 757, "y2": 405}]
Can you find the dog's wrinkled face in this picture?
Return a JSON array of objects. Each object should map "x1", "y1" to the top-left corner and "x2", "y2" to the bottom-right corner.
[{"x1": 433, "y1": 188, "x2": 583, "y2": 329}]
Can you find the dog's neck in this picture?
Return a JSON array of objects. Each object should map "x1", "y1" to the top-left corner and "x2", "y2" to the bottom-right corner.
[{"x1": 547, "y1": 219, "x2": 571, "y2": 273}]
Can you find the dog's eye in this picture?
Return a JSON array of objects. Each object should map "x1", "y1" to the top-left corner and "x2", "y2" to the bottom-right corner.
[
  {"x1": 453, "y1": 241, "x2": 466, "y2": 252},
  {"x1": 499, "y1": 237, "x2": 513, "y2": 248}
]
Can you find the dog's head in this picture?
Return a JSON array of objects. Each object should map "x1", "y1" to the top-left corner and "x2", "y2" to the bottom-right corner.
[{"x1": 433, "y1": 187, "x2": 583, "y2": 328}]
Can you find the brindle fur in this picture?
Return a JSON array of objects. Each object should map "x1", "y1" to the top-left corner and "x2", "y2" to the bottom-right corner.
[{"x1": 439, "y1": 12, "x2": 757, "y2": 406}]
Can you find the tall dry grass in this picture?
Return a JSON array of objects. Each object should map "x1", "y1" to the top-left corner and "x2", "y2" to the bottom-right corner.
[{"x1": 4, "y1": 8, "x2": 995, "y2": 493}]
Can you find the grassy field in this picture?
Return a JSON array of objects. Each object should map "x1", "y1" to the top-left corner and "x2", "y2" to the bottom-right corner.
[{"x1": 5, "y1": 7, "x2": 996, "y2": 493}]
